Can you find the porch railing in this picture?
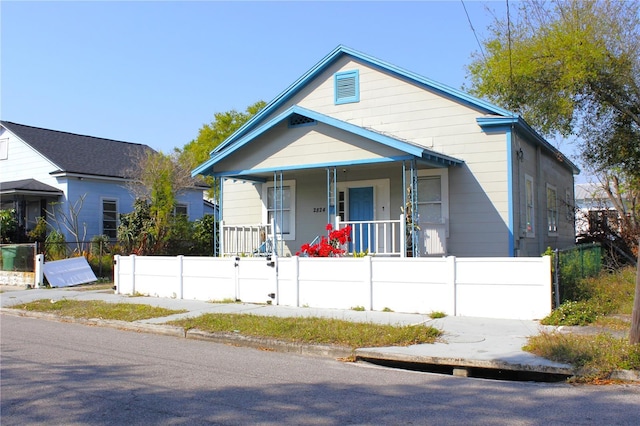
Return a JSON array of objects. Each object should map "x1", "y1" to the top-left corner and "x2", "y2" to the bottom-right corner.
[
  {"x1": 335, "y1": 217, "x2": 405, "y2": 256},
  {"x1": 220, "y1": 221, "x2": 275, "y2": 256}
]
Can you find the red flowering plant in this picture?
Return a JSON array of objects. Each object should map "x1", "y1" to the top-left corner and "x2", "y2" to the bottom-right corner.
[{"x1": 296, "y1": 224, "x2": 352, "y2": 257}]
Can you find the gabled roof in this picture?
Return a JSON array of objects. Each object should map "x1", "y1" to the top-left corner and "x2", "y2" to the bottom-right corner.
[
  {"x1": 0, "y1": 178, "x2": 63, "y2": 196},
  {"x1": 211, "y1": 45, "x2": 515, "y2": 156},
  {"x1": 192, "y1": 106, "x2": 463, "y2": 177},
  {"x1": 1, "y1": 121, "x2": 152, "y2": 179}
]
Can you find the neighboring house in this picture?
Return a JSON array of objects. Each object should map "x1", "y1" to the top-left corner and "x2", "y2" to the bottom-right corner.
[
  {"x1": 574, "y1": 182, "x2": 624, "y2": 236},
  {"x1": 0, "y1": 121, "x2": 209, "y2": 244},
  {"x1": 192, "y1": 46, "x2": 580, "y2": 257}
]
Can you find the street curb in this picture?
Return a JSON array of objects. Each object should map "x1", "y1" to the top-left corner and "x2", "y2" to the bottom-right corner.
[
  {"x1": 354, "y1": 349, "x2": 576, "y2": 376},
  {"x1": 3, "y1": 308, "x2": 638, "y2": 383},
  {"x1": 186, "y1": 329, "x2": 353, "y2": 359},
  {"x1": 0, "y1": 308, "x2": 353, "y2": 360}
]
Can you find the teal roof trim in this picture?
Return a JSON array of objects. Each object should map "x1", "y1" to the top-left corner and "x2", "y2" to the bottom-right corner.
[
  {"x1": 191, "y1": 105, "x2": 463, "y2": 177},
  {"x1": 211, "y1": 45, "x2": 515, "y2": 156},
  {"x1": 476, "y1": 116, "x2": 580, "y2": 174}
]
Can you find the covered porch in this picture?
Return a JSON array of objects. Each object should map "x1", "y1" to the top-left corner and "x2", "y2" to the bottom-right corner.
[
  {"x1": 191, "y1": 106, "x2": 463, "y2": 258},
  {"x1": 213, "y1": 159, "x2": 459, "y2": 258}
]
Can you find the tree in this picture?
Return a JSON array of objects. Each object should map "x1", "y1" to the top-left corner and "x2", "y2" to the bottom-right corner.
[
  {"x1": 124, "y1": 149, "x2": 194, "y2": 254},
  {"x1": 466, "y1": 0, "x2": 640, "y2": 343},
  {"x1": 177, "y1": 100, "x2": 266, "y2": 198},
  {"x1": 178, "y1": 100, "x2": 266, "y2": 169}
]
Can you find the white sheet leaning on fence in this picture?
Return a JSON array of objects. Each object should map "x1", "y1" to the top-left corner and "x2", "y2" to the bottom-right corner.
[{"x1": 114, "y1": 255, "x2": 553, "y2": 321}]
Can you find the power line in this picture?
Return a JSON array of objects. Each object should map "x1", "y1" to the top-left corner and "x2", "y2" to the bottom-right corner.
[{"x1": 460, "y1": 0, "x2": 486, "y2": 61}]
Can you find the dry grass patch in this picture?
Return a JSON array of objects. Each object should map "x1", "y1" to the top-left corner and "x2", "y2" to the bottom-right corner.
[
  {"x1": 524, "y1": 331, "x2": 640, "y2": 381},
  {"x1": 170, "y1": 314, "x2": 441, "y2": 349},
  {"x1": 15, "y1": 299, "x2": 187, "y2": 322}
]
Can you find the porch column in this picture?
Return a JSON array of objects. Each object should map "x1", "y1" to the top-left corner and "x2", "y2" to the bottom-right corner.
[{"x1": 326, "y1": 167, "x2": 337, "y2": 225}]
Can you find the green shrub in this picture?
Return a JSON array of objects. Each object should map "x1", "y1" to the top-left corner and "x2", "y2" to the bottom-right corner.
[{"x1": 541, "y1": 300, "x2": 601, "y2": 326}]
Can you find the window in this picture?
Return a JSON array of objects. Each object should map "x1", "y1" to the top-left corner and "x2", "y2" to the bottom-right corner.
[
  {"x1": 417, "y1": 176, "x2": 442, "y2": 223},
  {"x1": 334, "y1": 70, "x2": 359, "y2": 104},
  {"x1": 174, "y1": 203, "x2": 188, "y2": 217},
  {"x1": 0, "y1": 138, "x2": 8, "y2": 160},
  {"x1": 102, "y1": 199, "x2": 118, "y2": 239},
  {"x1": 547, "y1": 184, "x2": 558, "y2": 234},
  {"x1": 264, "y1": 180, "x2": 296, "y2": 240},
  {"x1": 525, "y1": 174, "x2": 535, "y2": 237}
]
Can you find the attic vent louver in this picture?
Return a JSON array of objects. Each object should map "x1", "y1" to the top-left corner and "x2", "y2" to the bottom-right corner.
[
  {"x1": 288, "y1": 114, "x2": 316, "y2": 128},
  {"x1": 334, "y1": 70, "x2": 360, "y2": 104}
]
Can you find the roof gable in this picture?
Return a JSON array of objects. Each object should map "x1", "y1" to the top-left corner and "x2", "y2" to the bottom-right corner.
[
  {"x1": 1, "y1": 121, "x2": 153, "y2": 179},
  {"x1": 212, "y1": 45, "x2": 515, "y2": 156},
  {"x1": 192, "y1": 106, "x2": 463, "y2": 177}
]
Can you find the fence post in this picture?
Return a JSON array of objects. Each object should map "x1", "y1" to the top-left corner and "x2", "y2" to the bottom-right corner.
[
  {"x1": 177, "y1": 255, "x2": 184, "y2": 299},
  {"x1": 113, "y1": 255, "x2": 120, "y2": 294},
  {"x1": 364, "y1": 255, "x2": 373, "y2": 310},
  {"x1": 447, "y1": 256, "x2": 457, "y2": 316},
  {"x1": 131, "y1": 255, "x2": 136, "y2": 296},
  {"x1": 293, "y1": 255, "x2": 300, "y2": 307},
  {"x1": 35, "y1": 254, "x2": 44, "y2": 288},
  {"x1": 554, "y1": 249, "x2": 560, "y2": 308}
]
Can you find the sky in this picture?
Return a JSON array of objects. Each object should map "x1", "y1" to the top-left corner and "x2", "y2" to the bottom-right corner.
[{"x1": 0, "y1": 0, "x2": 584, "y2": 177}]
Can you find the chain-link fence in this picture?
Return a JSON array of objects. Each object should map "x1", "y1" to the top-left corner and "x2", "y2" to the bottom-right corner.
[{"x1": 552, "y1": 244, "x2": 602, "y2": 307}]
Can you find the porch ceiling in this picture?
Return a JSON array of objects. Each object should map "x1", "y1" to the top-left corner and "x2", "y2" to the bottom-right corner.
[{"x1": 192, "y1": 105, "x2": 463, "y2": 180}]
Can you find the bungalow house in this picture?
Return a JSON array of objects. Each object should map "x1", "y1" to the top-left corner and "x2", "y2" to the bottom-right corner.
[
  {"x1": 0, "y1": 121, "x2": 211, "y2": 246},
  {"x1": 192, "y1": 46, "x2": 579, "y2": 258}
]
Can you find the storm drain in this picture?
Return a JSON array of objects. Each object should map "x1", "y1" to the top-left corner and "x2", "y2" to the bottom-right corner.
[{"x1": 356, "y1": 357, "x2": 572, "y2": 383}]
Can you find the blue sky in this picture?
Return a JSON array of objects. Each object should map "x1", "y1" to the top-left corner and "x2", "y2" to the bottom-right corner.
[{"x1": 3, "y1": 0, "x2": 581, "y2": 172}]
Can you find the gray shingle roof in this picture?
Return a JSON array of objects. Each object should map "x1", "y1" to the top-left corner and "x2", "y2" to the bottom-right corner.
[{"x1": 1, "y1": 121, "x2": 153, "y2": 179}]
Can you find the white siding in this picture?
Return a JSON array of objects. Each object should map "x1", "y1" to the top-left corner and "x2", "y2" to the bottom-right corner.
[{"x1": 0, "y1": 127, "x2": 61, "y2": 188}]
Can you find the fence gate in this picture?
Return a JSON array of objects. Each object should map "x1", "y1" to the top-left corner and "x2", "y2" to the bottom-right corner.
[{"x1": 234, "y1": 256, "x2": 278, "y2": 304}]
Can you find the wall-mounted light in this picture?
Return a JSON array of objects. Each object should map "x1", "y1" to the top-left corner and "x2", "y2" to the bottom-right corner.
[{"x1": 517, "y1": 148, "x2": 524, "y2": 162}]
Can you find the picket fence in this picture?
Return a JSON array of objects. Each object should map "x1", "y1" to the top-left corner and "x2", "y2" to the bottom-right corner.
[{"x1": 114, "y1": 255, "x2": 552, "y2": 320}]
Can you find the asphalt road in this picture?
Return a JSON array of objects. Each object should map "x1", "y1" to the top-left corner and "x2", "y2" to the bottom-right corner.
[{"x1": 1, "y1": 314, "x2": 639, "y2": 425}]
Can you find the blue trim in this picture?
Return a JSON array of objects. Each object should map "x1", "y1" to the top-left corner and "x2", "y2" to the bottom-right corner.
[
  {"x1": 477, "y1": 116, "x2": 580, "y2": 174},
  {"x1": 208, "y1": 156, "x2": 417, "y2": 178},
  {"x1": 191, "y1": 105, "x2": 463, "y2": 177},
  {"x1": 334, "y1": 70, "x2": 360, "y2": 104},
  {"x1": 506, "y1": 129, "x2": 515, "y2": 257},
  {"x1": 209, "y1": 45, "x2": 515, "y2": 156}
]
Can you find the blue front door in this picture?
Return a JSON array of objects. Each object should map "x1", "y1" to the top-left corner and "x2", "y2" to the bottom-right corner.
[{"x1": 349, "y1": 187, "x2": 374, "y2": 253}]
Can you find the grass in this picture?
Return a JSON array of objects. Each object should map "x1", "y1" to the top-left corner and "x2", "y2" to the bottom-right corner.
[
  {"x1": 524, "y1": 332, "x2": 640, "y2": 381},
  {"x1": 169, "y1": 314, "x2": 441, "y2": 349},
  {"x1": 14, "y1": 299, "x2": 187, "y2": 322},
  {"x1": 541, "y1": 266, "x2": 636, "y2": 326},
  {"x1": 526, "y1": 265, "x2": 639, "y2": 381}
]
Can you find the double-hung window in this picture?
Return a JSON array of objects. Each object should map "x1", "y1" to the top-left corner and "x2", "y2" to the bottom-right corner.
[
  {"x1": 525, "y1": 174, "x2": 535, "y2": 237},
  {"x1": 265, "y1": 180, "x2": 296, "y2": 240},
  {"x1": 102, "y1": 199, "x2": 118, "y2": 239},
  {"x1": 547, "y1": 184, "x2": 558, "y2": 234}
]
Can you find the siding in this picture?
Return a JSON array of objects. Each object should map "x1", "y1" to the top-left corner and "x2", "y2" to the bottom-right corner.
[{"x1": 216, "y1": 122, "x2": 406, "y2": 174}]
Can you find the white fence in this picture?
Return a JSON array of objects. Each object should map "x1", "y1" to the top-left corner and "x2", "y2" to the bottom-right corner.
[{"x1": 114, "y1": 255, "x2": 552, "y2": 320}]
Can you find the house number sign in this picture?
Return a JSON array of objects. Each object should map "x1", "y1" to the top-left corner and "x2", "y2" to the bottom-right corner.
[{"x1": 313, "y1": 207, "x2": 326, "y2": 213}]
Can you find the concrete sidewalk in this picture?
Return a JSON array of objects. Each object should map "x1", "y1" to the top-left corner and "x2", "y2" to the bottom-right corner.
[{"x1": 0, "y1": 284, "x2": 574, "y2": 379}]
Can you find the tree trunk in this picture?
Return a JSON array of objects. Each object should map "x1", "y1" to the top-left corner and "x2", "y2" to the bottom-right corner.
[{"x1": 630, "y1": 245, "x2": 640, "y2": 345}]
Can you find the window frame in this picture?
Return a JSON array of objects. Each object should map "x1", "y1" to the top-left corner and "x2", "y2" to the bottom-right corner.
[
  {"x1": 0, "y1": 138, "x2": 8, "y2": 160},
  {"x1": 174, "y1": 203, "x2": 189, "y2": 217},
  {"x1": 262, "y1": 180, "x2": 296, "y2": 241},
  {"x1": 525, "y1": 174, "x2": 535, "y2": 238},
  {"x1": 547, "y1": 183, "x2": 558, "y2": 235},
  {"x1": 412, "y1": 169, "x2": 450, "y2": 237},
  {"x1": 101, "y1": 198, "x2": 119, "y2": 240},
  {"x1": 334, "y1": 70, "x2": 360, "y2": 105}
]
